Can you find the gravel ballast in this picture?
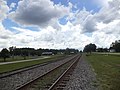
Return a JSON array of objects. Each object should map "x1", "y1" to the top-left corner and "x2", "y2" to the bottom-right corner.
[
  {"x1": 0, "y1": 55, "x2": 77, "y2": 90},
  {"x1": 64, "y1": 55, "x2": 99, "y2": 90}
]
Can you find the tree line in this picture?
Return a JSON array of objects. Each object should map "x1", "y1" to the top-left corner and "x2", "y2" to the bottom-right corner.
[
  {"x1": 0, "y1": 47, "x2": 79, "y2": 62},
  {"x1": 83, "y1": 40, "x2": 120, "y2": 53}
]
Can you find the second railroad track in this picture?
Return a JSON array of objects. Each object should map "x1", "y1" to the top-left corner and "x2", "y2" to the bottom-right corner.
[{"x1": 16, "y1": 54, "x2": 82, "y2": 90}]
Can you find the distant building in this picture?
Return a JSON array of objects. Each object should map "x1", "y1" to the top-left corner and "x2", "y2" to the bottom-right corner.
[
  {"x1": 109, "y1": 48, "x2": 115, "y2": 52},
  {"x1": 70, "y1": 52, "x2": 74, "y2": 54},
  {"x1": 109, "y1": 40, "x2": 120, "y2": 52},
  {"x1": 42, "y1": 52, "x2": 53, "y2": 55},
  {"x1": 109, "y1": 42, "x2": 115, "y2": 52}
]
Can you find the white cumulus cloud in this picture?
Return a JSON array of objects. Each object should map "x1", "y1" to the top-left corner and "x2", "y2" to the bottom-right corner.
[
  {"x1": 0, "y1": 0, "x2": 9, "y2": 22},
  {"x1": 9, "y1": 0, "x2": 70, "y2": 28},
  {"x1": 0, "y1": 0, "x2": 120, "y2": 51}
]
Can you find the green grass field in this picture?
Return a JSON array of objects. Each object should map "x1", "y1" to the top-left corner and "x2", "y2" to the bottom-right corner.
[
  {"x1": 0, "y1": 55, "x2": 66, "y2": 73},
  {"x1": 0, "y1": 56, "x2": 39, "y2": 62},
  {"x1": 86, "y1": 54, "x2": 120, "y2": 90}
]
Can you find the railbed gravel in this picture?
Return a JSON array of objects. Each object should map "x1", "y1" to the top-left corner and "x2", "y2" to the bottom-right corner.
[
  {"x1": 0, "y1": 55, "x2": 77, "y2": 90},
  {"x1": 64, "y1": 55, "x2": 100, "y2": 90}
]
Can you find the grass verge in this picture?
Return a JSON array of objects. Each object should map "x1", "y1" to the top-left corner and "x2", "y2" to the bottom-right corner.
[
  {"x1": 0, "y1": 55, "x2": 66, "y2": 73},
  {"x1": 86, "y1": 54, "x2": 120, "y2": 90},
  {"x1": 0, "y1": 56, "x2": 40, "y2": 62}
]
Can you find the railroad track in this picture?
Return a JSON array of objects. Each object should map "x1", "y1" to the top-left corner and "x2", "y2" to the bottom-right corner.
[
  {"x1": 16, "y1": 54, "x2": 81, "y2": 90},
  {"x1": 48, "y1": 55, "x2": 81, "y2": 90},
  {"x1": 0, "y1": 55, "x2": 78, "y2": 90},
  {"x1": 0, "y1": 55, "x2": 70, "y2": 78}
]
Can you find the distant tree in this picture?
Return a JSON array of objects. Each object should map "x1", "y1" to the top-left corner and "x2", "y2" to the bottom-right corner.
[
  {"x1": 50, "y1": 49, "x2": 57, "y2": 55},
  {"x1": 64, "y1": 48, "x2": 79, "y2": 55},
  {"x1": 65, "y1": 48, "x2": 70, "y2": 55},
  {"x1": 83, "y1": 43, "x2": 96, "y2": 53},
  {"x1": 21, "y1": 49, "x2": 29, "y2": 60},
  {"x1": 36, "y1": 48, "x2": 43, "y2": 56},
  {"x1": 103, "y1": 48, "x2": 109, "y2": 52},
  {"x1": 29, "y1": 49, "x2": 36, "y2": 56},
  {"x1": 97, "y1": 48, "x2": 103, "y2": 52},
  {"x1": 113, "y1": 43, "x2": 120, "y2": 52},
  {"x1": 9, "y1": 46, "x2": 16, "y2": 59},
  {"x1": 14, "y1": 48, "x2": 21, "y2": 56},
  {"x1": 97, "y1": 48, "x2": 109, "y2": 52},
  {"x1": 1, "y1": 48, "x2": 9, "y2": 62},
  {"x1": 80, "y1": 50, "x2": 82, "y2": 53}
]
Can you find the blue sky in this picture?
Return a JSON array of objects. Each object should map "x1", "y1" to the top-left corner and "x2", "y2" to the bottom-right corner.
[
  {"x1": 4, "y1": 0, "x2": 100, "y2": 31},
  {"x1": 0, "y1": 0, "x2": 120, "y2": 50}
]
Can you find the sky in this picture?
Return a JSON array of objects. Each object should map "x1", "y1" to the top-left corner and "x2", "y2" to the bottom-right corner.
[{"x1": 0, "y1": 0, "x2": 120, "y2": 50}]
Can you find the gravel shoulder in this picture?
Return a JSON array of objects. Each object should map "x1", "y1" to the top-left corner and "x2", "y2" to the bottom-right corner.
[{"x1": 64, "y1": 54, "x2": 100, "y2": 90}]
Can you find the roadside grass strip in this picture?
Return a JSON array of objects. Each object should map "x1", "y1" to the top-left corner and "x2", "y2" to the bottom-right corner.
[
  {"x1": 0, "y1": 56, "x2": 34, "y2": 62},
  {"x1": 86, "y1": 54, "x2": 120, "y2": 90},
  {"x1": 0, "y1": 55, "x2": 65, "y2": 73}
]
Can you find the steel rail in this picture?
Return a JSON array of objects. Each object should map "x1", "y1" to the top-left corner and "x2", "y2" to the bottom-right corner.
[
  {"x1": 48, "y1": 55, "x2": 81, "y2": 90},
  {"x1": 16, "y1": 54, "x2": 79, "y2": 90}
]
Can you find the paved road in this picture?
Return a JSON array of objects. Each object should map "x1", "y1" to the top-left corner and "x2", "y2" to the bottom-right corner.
[{"x1": 0, "y1": 56, "x2": 50, "y2": 65}]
